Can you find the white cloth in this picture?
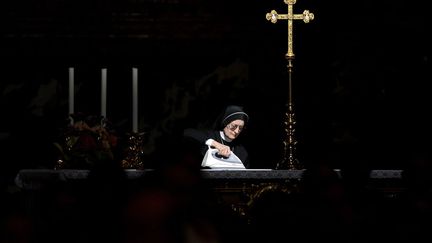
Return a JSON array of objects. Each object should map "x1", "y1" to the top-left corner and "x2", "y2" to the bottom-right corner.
[{"x1": 205, "y1": 139, "x2": 214, "y2": 146}]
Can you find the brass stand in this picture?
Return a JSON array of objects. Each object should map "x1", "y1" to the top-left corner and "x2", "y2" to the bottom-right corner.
[
  {"x1": 121, "y1": 132, "x2": 145, "y2": 169},
  {"x1": 266, "y1": 0, "x2": 314, "y2": 170},
  {"x1": 54, "y1": 116, "x2": 80, "y2": 170}
]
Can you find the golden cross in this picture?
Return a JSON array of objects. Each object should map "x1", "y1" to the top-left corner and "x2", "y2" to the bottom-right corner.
[
  {"x1": 266, "y1": 0, "x2": 314, "y2": 59},
  {"x1": 265, "y1": 0, "x2": 314, "y2": 170}
]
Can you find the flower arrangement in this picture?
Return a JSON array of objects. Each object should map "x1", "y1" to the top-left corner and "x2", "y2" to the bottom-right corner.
[{"x1": 54, "y1": 113, "x2": 119, "y2": 169}]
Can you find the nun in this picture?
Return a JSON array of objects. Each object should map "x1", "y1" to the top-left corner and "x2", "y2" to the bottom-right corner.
[{"x1": 183, "y1": 105, "x2": 250, "y2": 168}]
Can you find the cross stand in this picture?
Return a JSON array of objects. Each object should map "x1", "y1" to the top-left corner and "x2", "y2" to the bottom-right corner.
[
  {"x1": 266, "y1": 0, "x2": 314, "y2": 170},
  {"x1": 121, "y1": 132, "x2": 146, "y2": 170}
]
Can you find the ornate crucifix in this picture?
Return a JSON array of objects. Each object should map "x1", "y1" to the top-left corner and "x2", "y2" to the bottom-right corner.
[{"x1": 266, "y1": 0, "x2": 314, "y2": 170}]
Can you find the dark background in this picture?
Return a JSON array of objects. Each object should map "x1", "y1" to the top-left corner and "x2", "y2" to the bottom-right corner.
[{"x1": 0, "y1": 0, "x2": 430, "y2": 172}]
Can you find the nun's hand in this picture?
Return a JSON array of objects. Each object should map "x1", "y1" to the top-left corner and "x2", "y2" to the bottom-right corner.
[{"x1": 214, "y1": 143, "x2": 231, "y2": 157}]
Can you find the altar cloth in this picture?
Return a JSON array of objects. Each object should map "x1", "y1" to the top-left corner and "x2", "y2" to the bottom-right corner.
[{"x1": 15, "y1": 169, "x2": 403, "y2": 190}]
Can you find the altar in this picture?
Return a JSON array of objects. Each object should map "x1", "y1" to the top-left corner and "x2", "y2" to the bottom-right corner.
[{"x1": 15, "y1": 168, "x2": 405, "y2": 219}]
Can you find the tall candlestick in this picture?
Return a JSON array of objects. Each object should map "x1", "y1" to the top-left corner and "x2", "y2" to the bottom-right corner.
[
  {"x1": 68, "y1": 67, "x2": 74, "y2": 117},
  {"x1": 101, "y1": 68, "x2": 107, "y2": 118},
  {"x1": 132, "y1": 68, "x2": 138, "y2": 133}
]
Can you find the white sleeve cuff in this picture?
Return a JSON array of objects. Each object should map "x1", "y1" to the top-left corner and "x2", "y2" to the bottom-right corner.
[{"x1": 205, "y1": 139, "x2": 214, "y2": 146}]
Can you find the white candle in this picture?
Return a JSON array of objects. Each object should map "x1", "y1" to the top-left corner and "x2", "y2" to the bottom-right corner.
[
  {"x1": 101, "y1": 68, "x2": 107, "y2": 118},
  {"x1": 132, "y1": 68, "x2": 138, "y2": 133},
  {"x1": 68, "y1": 67, "x2": 74, "y2": 116}
]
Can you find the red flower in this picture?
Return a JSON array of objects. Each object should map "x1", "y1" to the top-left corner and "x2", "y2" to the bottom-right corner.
[{"x1": 74, "y1": 133, "x2": 97, "y2": 151}]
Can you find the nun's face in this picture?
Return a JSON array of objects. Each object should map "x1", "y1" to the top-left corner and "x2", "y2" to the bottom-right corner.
[{"x1": 223, "y1": 119, "x2": 245, "y2": 140}]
